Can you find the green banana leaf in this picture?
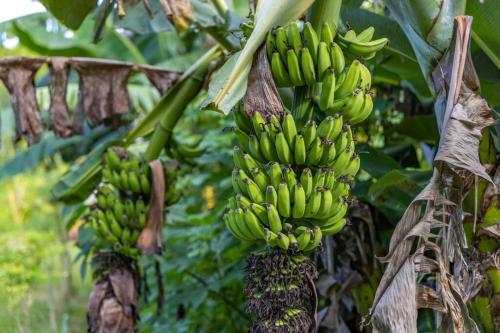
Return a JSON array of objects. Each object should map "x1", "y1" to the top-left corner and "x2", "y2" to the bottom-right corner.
[
  {"x1": 39, "y1": 0, "x2": 97, "y2": 30},
  {"x1": 467, "y1": 0, "x2": 500, "y2": 70}
]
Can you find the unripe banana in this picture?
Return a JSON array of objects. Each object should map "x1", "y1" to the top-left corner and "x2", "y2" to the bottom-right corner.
[
  {"x1": 277, "y1": 182, "x2": 291, "y2": 218},
  {"x1": 282, "y1": 114, "x2": 297, "y2": 149},
  {"x1": 328, "y1": 114, "x2": 343, "y2": 141},
  {"x1": 243, "y1": 153, "x2": 261, "y2": 172},
  {"x1": 317, "y1": 188, "x2": 333, "y2": 217},
  {"x1": 251, "y1": 167, "x2": 269, "y2": 192},
  {"x1": 304, "y1": 187, "x2": 322, "y2": 217},
  {"x1": 283, "y1": 167, "x2": 297, "y2": 195},
  {"x1": 102, "y1": 169, "x2": 113, "y2": 184},
  {"x1": 296, "y1": 228, "x2": 312, "y2": 251},
  {"x1": 232, "y1": 169, "x2": 242, "y2": 193},
  {"x1": 358, "y1": 63, "x2": 372, "y2": 90},
  {"x1": 265, "y1": 185, "x2": 278, "y2": 207},
  {"x1": 319, "y1": 68, "x2": 336, "y2": 111},
  {"x1": 236, "y1": 194, "x2": 252, "y2": 209},
  {"x1": 234, "y1": 106, "x2": 252, "y2": 134},
  {"x1": 121, "y1": 228, "x2": 131, "y2": 245},
  {"x1": 120, "y1": 170, "x2": 130, "y2": 191},
  {"x1": 346, "y1": 37, "x2": 388, "y2": 57},
  {"x1": 266, "y1": 31, "x2": 276, "y2": 61},
  {"x1": 275, "y1": 131, "x2": 292, "y2": 164},
  {"x1": 105, "y1": 149, "x2": 121, "y2": 171},
  {"x1": 321, "y1": 218, "x2": 347, "y2": 236},
  {"x1": 243, "y1": 178, "x2": 264, "y2": 203},
  {"x1": 303, "y1": 22, "x2": 319, "y2": 66},
  {"x1": 329, "y1": 42, "x2": 345, "y2": 76},
  {"x1": 233, "y1": 127, "x2": 251, "y2": 153},
  {"x1": 228, "y1": 197, "x2": 238, "y2": 210},
  {"x1": 287, "y1": 22, "x2": 302, "y2": 55},
  {"x1": 343, "y1": 30, "x2": 357, "y2": 40},
  {"x1": 355, "y1": 26, "x2": 375, "y2": 42},
  {"x1": 271, "y1": 52, "x2": 292, "y2": 87},
  {"x1": 305, "y1": 137, "x2": 324, "y2": 165},
  {"x1": 341, "y1": 90, "x2": 365, "y2": 122},
  {"x1": 317, "y1": 42, "x2": 332, "y2": 80},
  {"x1": 286, "y1": 49, "x2": 305, "y2": 86},
  {"x1": 274, "y1": 27, "x2": 289, "y2": 62},
  {"x1": 128, "y1": 172, "x2": 142, "y2": 193},
  {"x1": 350, "y1": 92, "x2": 373, "y2": 124},
  {"x1": 113, "y1": 202, "x2": 124, "y2": 221},
  {"x1": 320, "y1": 140, "x2": 336, "y2": 165},
  {"x1": 269, "y1": 115, "x2": 282, "y2": 132},
  {"x1": 251, "y1": 112, "x2": 266, "y2": 138},
  {"x1": 276, "y1": 233, "x2": 290, "y2": 250},
  {"x1": 339, "y1": 155, "x2": 361, "y2": 178},
  {"x1": 313, "y1": 168, "x2": 327, "y2": 189},
  {"x1": 268, "y1": 162, "x2": 283, "y2": 189},
  {"x1": 259, "y1": 131, "x2": 279, "y2": 161},
  {"x1": 294, "y1": 134, "x2": 307, "y2": 165},
  {"x1": 300, "y1": 168, "x2": 313, "y2": 199},
  {"x1": 334, "y1": 129, "x2": 350, "y2": 153},
  {"x1": 264, "y1": 228, "x2": 279, "y2": 247},
  {"x1": 300, "y1": 48, "x2": 316, "y2": 84},
  {"x1": 139, "y1": 173, "x2": 151, "y2": 194},
  {"x1": 331, "y1": 147, "x2": 354, "y2": 174},
  {"x1": 243, "y1": 208, "x2": 266, "y2": 240},
  {"x1": 304, "y1": 226, "x2": 322, "y2": 251},
  {"x1": 267, "y1": 204, "x2": 283, "y2": 233},
  {"x1": 324, "y1": 168, "x2": 336, "y2": 189},
  {"x1": 320, "y1": 22, "x2": 334, "y2": 44},
  {"x1": 336, "y1": 60, "x2": 361, "y2": 98},
  {"x1": 249, "y1": 135, "x2": 265, "y2": 162},
  {"x1": 235, "y1": 208, "x2": 258, "y2": 241},
  {"x1": 303, "y1": 120, "x2": 317, "y2": 148},
  {"x1": 233, "y1": 146, "x2": 246, "y2": 170},
  {"x1": 250, "y1": 202, "x2": 269, "y2": 227},
  {"x1": 292, "y1": 183, "x2": 306, "y2": 218},
  {"x1": 97, "y1": 194, "x2": 108, "y2": 209},
  {"x1": 317, "y1": 116, "x2": 334, "y2": 139}
]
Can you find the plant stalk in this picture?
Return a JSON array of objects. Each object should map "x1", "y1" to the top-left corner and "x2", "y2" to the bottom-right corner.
[
  {"x1": 308, "y1": 0, "x2": 342, "y2": 31},
  {"x1": 143, "y1": 48, "x2": 220, "y2": 161}
]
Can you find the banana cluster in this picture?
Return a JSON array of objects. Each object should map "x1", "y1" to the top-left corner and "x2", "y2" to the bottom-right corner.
[
  {"x1": 87, "y1": 148, "x2": 178, "y2": 257},
  {"x1": 225, "y1": 110, "x2": 359, "y2": 251},
  {"x1": 166, "y1": 135, "x2": 205, "y2": 164},
  {"x1": 267, "y1": 22, "x2": 386, "y2": 124}
]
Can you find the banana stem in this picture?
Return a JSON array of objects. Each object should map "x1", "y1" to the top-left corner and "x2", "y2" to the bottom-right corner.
[
  {"x1": 143, "y1": 48, "x2": 220, "y2": 161},
  {"x1": 308, "y1": 0, "x2": 342, "y2": 31}
]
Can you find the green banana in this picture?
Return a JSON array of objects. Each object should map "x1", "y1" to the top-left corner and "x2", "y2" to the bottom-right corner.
[
  {"x1": 317, "y1": 116, "x2": 334, "y2": 139},
  {"x1": 243, "y1": 153, "x2": 261, "y2": 172},
  {"x1": 265, "y1": 185, "x2": 278, "y2": 207},
  {"x1": 339, "y1": 155, "x2": 361, "y2": 178},
  {"x1": 128, "y1": 172, "x2": 142, "y2": 193},
  {"x1": 317, "y1": 188, "x2": 333, "y2": 217},
  {"x1": 233, "y1": 146, "x2": 246, "y2": 170},
  {"x1": 274, "y1": 27, "x2": 289, "y2": 62},
  {"x1": 336, "y1": 61, "x2": 362, "y2": 99},
  {"x1": 341, "y1": 90, "x2": 365, "y2": 122},
  {"x1": 282, "y1": 114, "x2": 297, "y2": 148},
  {"x1": 358, "y1": 63, "x2": 372, "y2": 90},
  {"x1": 276, "y1": 233, "x2": 290, "y2": 250},
  {"x1": 233, "y1": 127, "x2": 251, "y2": 153},
  {"x1": 266, "y1": 31, "x2": 276, "y2": 61},
  {"x1": 312, "y1": 168, "x2": 326, "y2": 188},
  {"x1": 271, "y1": 52, "x2": 292, "y2": 87},
  {"x1": 275, "y1": 131, "x2": 293, "y2": 164},
  {"x1": 294, "y1": 134, "x2": 306, "y2": 165},
  {"x1": 251, "y1": 167, "x2": 269, "y2": 192},
  {"x1": 259, "y1": 131, "x2": 279, "y2": 161},
  {"x1": 304, "y1": 188, "x2": 321, "y2": 217},
  {"x1": 317, "y1": 42, "x2": 332, "y2": 80},
  {"x1": 139, "y1": 174, "x2": 150, "y2": 193},
  {"x1": 303, "y1": 226, "x2": 322, "y2": 251},
  {"x1": 328, "y1": 114, "x2": 343, "y2": 141},
  {"x1": 334, "y1": 128, "x2": 350, "y2": 153},
  {"x1": 347, "y1": 37, "x2": 388, "y2": 57},
  {"x1": 243, "y1": 178, "x2": 264, "y2": 203},
  {"x1": 321, "y1": 218, "x2": 347, "y2": 236},
  {"x1": 249, "y1": 135, "x2": 265, "y2": 162},
  {"x1": 303, "y1": 120, "x2": 317, "y2": 148},
  {"x1": 329, "y1": 42, "x2": 345, "y2": 76},
  {"x1": 251, "y1": 112, "x2": 266, "y2": 138},
  {"x1": 277, "y1": 182, "x2": 291, "y2": 218},
  {"x1": 267, "y1": 204, "x2": 283, "y2": 233},
  {"x1": 319, "y1": 68, "x2": 336, "y2": 111},
  {"x1": 234, "y1": 106, "x2": 252, "y2": 134},
  {"x1": 331, "y1": 147, "x2": 354, "y2": 174},
  {"x1": 300, "y1": 168, "x2": 313, "y2": 199},
  {"x1": 300, "y1": 48, "x2": 316, "y2": 84},
  {"x1": 283, "y1": 167, "x2": 297, "y2": 195},
  {"x1": 292, "y1": 183, "x2": 306, "y2": 218},
  {"x1": 350, "y1": 92, "x2": 373, "y2": 124},
  {"x1": 355, "y1": 26, "x2": 375, "y2": 42},
  {"x1": 120, "y1": 170, "x2": 130, "y2": 191},
  {"x1": 250, "y1": 203, "x2": 269, "y2": 227},
  {"x1": 236, "y1": 194, "x2": 252, "y2": 209},
  {"x1": 286, "y1": 49, "x2": 305, "y2": 86},
  {"x1": 268, "y1": 162, "x2": 283, "y2": 189},
  {"x1": 305, "y1": 137, "x2": 324, "y2": 165},
  {"x1": 320, "y1": 22, "x2": 334, "y2": 44},
  {"x1": 287, "y1": 22, "x2": 302, "y2": 55},
  {"x1": 320, "y1": 140, "x2": 336, "y2": 165},
  {"x1": 324, "y1": 168, "x2": 336, "y2": 189},
  {"x1": 296, "y1": 228, "x2": 312, "y2": 251},
  {"x1": 105, "y1": 149, "x2": 121, "y2": 170},
  {"x1": 303, "y1": 22, "x2": 319, "y2": 66}
]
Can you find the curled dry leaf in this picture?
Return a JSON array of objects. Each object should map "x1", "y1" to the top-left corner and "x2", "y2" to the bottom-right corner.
[
  {"x1": 137, "y1": 160, "x2": 165, "y2": 255},
  {"x1": 159, "y1": 0, "x2": 192, "y2": 30},
  {"x1": 370, "y1": 16, "x2": 493, "y2": 333},
  {"x1": 0, "y1": 56, "x2": 182, "y2": 142},
  {"x1": 0, "y1": 57, "x2": 45, "y2": 144}
]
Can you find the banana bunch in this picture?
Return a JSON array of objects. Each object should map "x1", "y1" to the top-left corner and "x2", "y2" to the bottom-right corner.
[
  {"x1": 166, "y1": 135, "x2": 205, "y2": 165},
  {"x1": 267, "y1": 21, "x2": 345, "y2": 87},
  {"x1": 336, "y1": 27, "x2": 388, "y2": 60},
  {"x1": 87, "y1": 148, "x2": 178, "y2": 257},
  {"x1": 225, "y1": 110, "x2": 360, "y2": 251}
]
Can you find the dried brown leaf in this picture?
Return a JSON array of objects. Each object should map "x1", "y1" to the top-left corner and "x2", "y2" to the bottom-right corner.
[{"x1": 48, "y1": 57, "x2": 73, "y2": 137}]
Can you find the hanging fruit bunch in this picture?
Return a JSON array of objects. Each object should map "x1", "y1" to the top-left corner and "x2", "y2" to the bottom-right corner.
[
  {"x1": 87, "y1": 147, "x2": 179, "y2": 258},
  {"x1": 224, "y1": 20, "x2": 387, "y2": 333}
]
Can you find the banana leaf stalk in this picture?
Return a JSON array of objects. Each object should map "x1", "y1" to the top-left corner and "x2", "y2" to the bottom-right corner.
[{"x1": 208, "y1": 0, "x2": 315, "y2": 114}]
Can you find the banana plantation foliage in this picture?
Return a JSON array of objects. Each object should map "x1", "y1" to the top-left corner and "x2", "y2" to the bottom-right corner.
[{"x1": 0, "y1": 0, "x2": 498, "y2": 333}]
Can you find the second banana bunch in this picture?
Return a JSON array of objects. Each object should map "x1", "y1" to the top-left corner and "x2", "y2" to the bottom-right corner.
[
  {"x1": 225, "y1": 109, "x2": 359, "y2": 251},
  {"x1": 267, "y1": 21, "x2": 387, "y2": 124},
  {"x1": 86, "y1": 148, "x2": 178, "y2": 258}
]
